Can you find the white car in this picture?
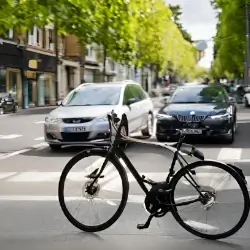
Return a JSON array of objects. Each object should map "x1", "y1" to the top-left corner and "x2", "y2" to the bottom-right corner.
[
  {"x1": 44, "y1": 80, "x2": 154, "y2": 150},
  {"x1": 243, "y1": 87, "x2": 250, "y2": 107}
]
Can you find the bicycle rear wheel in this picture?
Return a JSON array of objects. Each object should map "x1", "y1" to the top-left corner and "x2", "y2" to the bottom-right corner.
[
  {"x1": 58, "y1": 148, "x2": 129, "y2": 232},
  {"x1": 169, "y1": 160, "x2": 250, "y2": 240}
]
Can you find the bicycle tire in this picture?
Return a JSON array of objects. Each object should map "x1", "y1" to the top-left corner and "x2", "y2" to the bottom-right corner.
[
  {"x1": 58, "y1": 148, "x2": 129, "y2": 232},
  {"x1": 169, "y1": 160, "x2": 250, "y2": 240}
]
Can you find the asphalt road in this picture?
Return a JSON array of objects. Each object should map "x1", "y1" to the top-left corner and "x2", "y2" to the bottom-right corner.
[{"x1": 1, "y1": 104, "x2": 250, "y2": 249}]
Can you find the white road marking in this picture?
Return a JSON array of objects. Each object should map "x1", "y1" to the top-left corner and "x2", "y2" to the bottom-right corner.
[
  {"x1": 0, "y1": 149, "x2": 30, "y2": 160},
  {"x1": 217, "y1": 148, "x2": 242, "y2": 161},
  {"x1": 0, "y1": 172, "x2": 17, "y2": 180},
  {"x1": 0, "y1": 195, "x2": 140, "y2": 203},
  {"x1": 34, "y1": 137, "x2": 44, "y2": 141},
  {"x1": 34, "y1": 121, "x2": 45, "y2": 124},
  {"x1": 0, "y1": 134, "x2": 23, "y2": 139},
  {"x1": 32, "y1": 142, "x2": 48, "y2": 148}
]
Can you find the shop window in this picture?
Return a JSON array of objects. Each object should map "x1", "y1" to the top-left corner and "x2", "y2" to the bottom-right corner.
[
  {"x1": 0, "y1": 68, "x2": 6, "y2": 93},
  {"x1": 7, "y1": 71, "x2": 18, "y2": 103}
]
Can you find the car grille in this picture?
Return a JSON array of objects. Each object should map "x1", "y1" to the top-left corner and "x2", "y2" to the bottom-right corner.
[
  {"x1": 177, "y1": 115, "x2": 206, "y2": 123},
  {"x1": 62, "y1": 118, "x2": 93, "y2": 124},
  {"x1": 61, "y1": 132, "x2": 90, "y2": 142}
]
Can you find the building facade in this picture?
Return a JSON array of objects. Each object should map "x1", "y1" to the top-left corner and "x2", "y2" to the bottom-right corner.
[{"x1": 0, "y1": 26, "x2": 58, "y2": 108}]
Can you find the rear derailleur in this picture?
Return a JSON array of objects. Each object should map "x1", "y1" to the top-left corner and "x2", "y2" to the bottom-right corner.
[{"x1": 137, "y1": 182, "x2": 172, "y2": 230}]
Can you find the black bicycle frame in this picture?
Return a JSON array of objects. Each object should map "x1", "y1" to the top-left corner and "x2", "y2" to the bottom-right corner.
[{"x1": 89, "y1": 112, "x2": 205, "y2": 204}]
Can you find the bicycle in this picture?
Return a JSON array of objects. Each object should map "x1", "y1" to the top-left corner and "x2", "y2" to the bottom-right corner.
[{"x1": 58, "y1": 111, "x2": 250, "y2": 240}]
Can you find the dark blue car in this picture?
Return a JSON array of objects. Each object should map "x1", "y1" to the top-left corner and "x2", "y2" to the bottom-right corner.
[{"x1": 156, "y1": 84, "x2": 237, "y2": 144}]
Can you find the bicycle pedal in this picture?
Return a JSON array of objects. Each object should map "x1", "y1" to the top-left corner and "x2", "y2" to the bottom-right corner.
[
  {"x1": 137, "y1": 223, "x2": 148, "y2": 230},
  {"x1": 136, "y1": 214, "x2": 154, "y2": 230}
]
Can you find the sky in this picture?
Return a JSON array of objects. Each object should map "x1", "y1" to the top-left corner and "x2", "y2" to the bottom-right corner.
[{"x1": 167, "y1": 0, "x2": 218, "y2": 68}]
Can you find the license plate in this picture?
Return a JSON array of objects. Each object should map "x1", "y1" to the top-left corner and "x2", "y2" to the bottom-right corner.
[
  {"x1": 6, "y1": 102, "x2": 12, "y2": 104},
  {"x1": 182, "y1": 129, "x2": 202, "y2": 135},
  {"x1": 67, "y1": 127, "x2": 86, "y2": 132}
]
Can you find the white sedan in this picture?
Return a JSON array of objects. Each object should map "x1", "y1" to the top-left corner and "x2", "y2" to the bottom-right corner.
[{"x1": 44, "y1": 81, "x2": 154, "y2": 150}]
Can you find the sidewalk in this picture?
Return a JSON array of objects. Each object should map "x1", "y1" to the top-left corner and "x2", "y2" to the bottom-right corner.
[{"x1": 12, "y1": 106, "x2": 57, "y2": 116}]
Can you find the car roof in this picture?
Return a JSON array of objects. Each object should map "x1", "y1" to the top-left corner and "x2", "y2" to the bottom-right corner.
[
  {"x1": 76, "y1": 80, "x2": 140, "y2": 90},
  {"x1": 177, "y1": 83, "x2": 223, "y2": 89}
]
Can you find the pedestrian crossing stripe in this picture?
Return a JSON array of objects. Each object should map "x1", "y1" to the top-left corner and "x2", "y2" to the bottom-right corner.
[
  {"x1": 0, "y1": 134, "x2": 22, "y2": 139},
  {"x1": 34, "y1": 121, "x2": 45, "y2": 124},
  {"x1": 0, "y1": 170, "x2": 249, "y2": 191}
]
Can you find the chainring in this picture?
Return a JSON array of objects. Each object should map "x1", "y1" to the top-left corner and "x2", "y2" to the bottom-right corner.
[{"x1": 143, "y1": 182, "x2": 171, "y2": 218}]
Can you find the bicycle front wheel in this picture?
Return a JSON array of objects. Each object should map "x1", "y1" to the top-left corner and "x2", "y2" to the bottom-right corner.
[
  {"x1": 58, "y1": 148, "x2": 129, "y2": 232},
  {"x1": 170, "y1": 160, "x2": 250, "y2": 240}
]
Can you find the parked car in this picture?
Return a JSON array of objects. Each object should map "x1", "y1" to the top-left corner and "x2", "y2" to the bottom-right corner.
[
  {"x1": 0, "y1": 93, "x2": 18, "y2": 114},
  {"x1": 156, "y1": 84, "x2": 237, "y2": 144},
  {"x1": 44, "y1": 81, "x2": 154, "y2": 150},
  {"x1": 242, "y1": 86, "x2": 250, "y2": 107}
]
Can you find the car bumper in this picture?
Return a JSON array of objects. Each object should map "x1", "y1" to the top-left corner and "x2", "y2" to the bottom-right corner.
[
  {"x1": 156, "y1": 117, "x2": 234, "y2": 139},
  {"x1": 44, "y1": 121, "x2": 110, "y2": 145}
]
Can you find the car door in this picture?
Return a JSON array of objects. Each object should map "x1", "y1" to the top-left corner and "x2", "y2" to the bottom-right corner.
[
  {"x1": 130, "y1": 84, "x2": 152, "y2": 129},
  {"x1": 122, "y1": 85, "x2": 140, "y2": 132}
]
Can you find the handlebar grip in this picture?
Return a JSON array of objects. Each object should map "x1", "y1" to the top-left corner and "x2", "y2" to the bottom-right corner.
[{"x1": 192, "y1": 147, "x2": 204, "y2": 160}]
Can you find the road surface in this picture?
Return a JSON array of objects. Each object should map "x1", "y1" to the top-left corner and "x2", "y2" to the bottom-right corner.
[{"x1": 0, "y1": 105, "x2": 250, "y2": 250}]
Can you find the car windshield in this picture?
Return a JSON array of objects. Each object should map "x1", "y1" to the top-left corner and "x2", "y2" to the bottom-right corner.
[
  {"x1": 170, "y1": 86, "x2": 227, "y2": 104},
  {"x1": 62, "y1": 85, "x2": 122, "y2": 106}
]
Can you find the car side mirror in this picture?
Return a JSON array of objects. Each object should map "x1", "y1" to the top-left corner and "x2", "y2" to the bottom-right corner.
[
  {"x1": 56, "y1": 100, "x2": 62, "y2": 106},
  {"x1": 127, "y1": 97, "x2": 137, "y2": 106}
]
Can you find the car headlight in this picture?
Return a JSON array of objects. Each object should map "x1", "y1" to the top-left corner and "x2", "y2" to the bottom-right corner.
[
  {"x1": 93, "y1": 116, "x2": 108, "y2": 122},
  {"x1": 211, "y1": 107, "x2": 232, "y2": 119},
  {"x1": 156, "y1": 114, "x2": 173, "y2": 120},
  {"x1": 45, "y1": 116, "x2": 60, "y2": 124}
]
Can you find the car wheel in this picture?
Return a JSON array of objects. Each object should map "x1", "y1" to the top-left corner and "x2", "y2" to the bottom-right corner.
[
  {"x1": 156, "y1": 135, "x2": 168, "y2": 142},
  {"x1": 224, "y1": 122, "x2": 235, "y2": 144},
  {"x1": 13, "y1": 105, "x2": 18, "y2": 113},
  {"x1": 0, "y1": 108, "x2": 3, "y2": 115},
  {"x1": 244, "y1": 97, "x2": 249, "y2": 107},
  {"x1": 118, "y1": 123, "x2": 128, "y2": 149},
  {"x1": 141, "y1": 113, "x2": 154, "y2": 138},
  {"x1": 49, "y1": 144, "x2": 61, "y2": 151}
]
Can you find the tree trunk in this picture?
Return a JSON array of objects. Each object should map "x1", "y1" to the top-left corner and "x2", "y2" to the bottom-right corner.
[{"x1": 102, "y1": 46, "x2": 107, "y2": 82}]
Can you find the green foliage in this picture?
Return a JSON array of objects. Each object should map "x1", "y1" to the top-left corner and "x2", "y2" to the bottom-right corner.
[
  {"x1": 169, "y1": 4, "x2": 193, "y2": 43},
  {"x1": 211, "y1": 0, "x2": 245, "y2": 77},
  {"x1": 0, "y1": 0, "x2": 199, "y2": 79}
]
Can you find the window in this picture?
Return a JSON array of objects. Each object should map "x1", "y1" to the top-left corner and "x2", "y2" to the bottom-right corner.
[
  {"x1": 170, "y1": 86, "x2": 228, "y2": 104},
  {"x1": 85, "y1": 48, "x2": 89, "y2": 56},
  {"x1": 63, "y1": 85, "x2": 122, "y2": 106},
  {"x1": 123, "y1": 85, "x2": 134, "y2": 105},
  {"x1": 131, "y1": 84, "x2": 147, "y2": 100}
]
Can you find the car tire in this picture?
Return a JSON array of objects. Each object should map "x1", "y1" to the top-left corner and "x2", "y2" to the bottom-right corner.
[
  {"x1": 118, "y1": 123, "x2": 128, "y2": 149},
  {"x1": 49, "y1": 144, "x2": 61, "y2": 151},
  {"x1": 224, "y1": 121, "x2": 235, "y2": 144},
  {"x1": 13, "y1": 105, "x2": 18, "y2": 113},
  {"x1": 141, "y1": 113, "x2": 154, "y2": 138},
  {"x1": 156, "y1": 135, "x2": 167, "y2": 142},
  {"x1": 0, "y1": 108, "x2": 3, "y2": 115},
  {"x1": 244, "y1": 97, "x2": 249, "y2": 107}
]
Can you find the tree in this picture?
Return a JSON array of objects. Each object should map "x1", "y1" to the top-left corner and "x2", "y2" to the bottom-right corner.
[
  {"x1": 211, "y1": 0, "x2": 245, "y2": 77},
  {"x1": 169, "y1": 4, "x2": 193, "y2": 43},
  {"x1": 0, "y1": 0, "x2": 199, "y2": 82}
]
